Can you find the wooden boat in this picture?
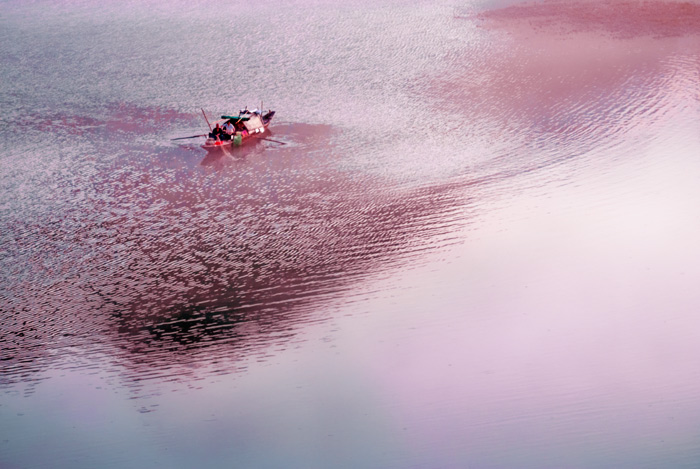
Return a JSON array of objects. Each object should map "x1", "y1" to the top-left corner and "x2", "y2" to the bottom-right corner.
[{"x1": 201, "y1": 109, "x2": 275, "y2": 153}]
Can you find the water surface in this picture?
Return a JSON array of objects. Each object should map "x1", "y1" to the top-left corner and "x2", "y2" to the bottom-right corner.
[{"x1": 2, "y1": 0, "x2": 700, "y2": 467}]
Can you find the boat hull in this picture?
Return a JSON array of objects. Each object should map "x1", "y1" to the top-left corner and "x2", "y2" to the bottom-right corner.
[{"x1": 200, "y1": 111, "x2": 274, "y2": 153}]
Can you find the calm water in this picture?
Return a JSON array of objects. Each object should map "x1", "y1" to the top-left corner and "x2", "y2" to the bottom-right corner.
[{"x1": 2, "y1": 0, "x2": 700, "y2": 467}]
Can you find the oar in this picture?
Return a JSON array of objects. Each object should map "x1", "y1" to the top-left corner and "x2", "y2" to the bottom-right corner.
[
  {"x1": 171, "y1": 134, "x2": 207, "y2": 140},
  {"x1": 261, "y1": 137, "x2": 286, "y2": 145},
  {"x1": 201, "y1": 108, "x2": 212, "y2": 132}
]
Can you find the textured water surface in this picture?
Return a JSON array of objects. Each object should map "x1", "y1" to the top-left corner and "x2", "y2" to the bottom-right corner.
[{"x1": 2, "y1": 0, "x2": 700, "y2": 467}]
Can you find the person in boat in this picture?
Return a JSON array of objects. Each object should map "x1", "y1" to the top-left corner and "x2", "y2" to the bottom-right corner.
[
  {"x1": 235, "y1": 119, "x2": 248, "y2": 137},
  {"x1": 222, "y1": 120, "x2": 234, "y2": 140},
  {"x1": 209, "y1": 123, "x2": 223, "y2": 140}
]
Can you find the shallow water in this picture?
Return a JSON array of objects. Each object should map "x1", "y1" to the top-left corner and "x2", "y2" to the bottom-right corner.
[{"x1": 2, "y1": 0, "x2": 700, "y2": 467}]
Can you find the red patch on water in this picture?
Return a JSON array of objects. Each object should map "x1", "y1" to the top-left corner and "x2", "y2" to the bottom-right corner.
[
  {"x1": 479, "y1": 0, "x2": 700, "y2": 38},
  {"x1": 432, "y1": 0, "x2": 700, "y2": 134}
]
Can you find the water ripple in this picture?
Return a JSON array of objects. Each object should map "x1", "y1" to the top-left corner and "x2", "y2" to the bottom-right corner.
[{"x1": 2, "y1": 0, "x2": 699, "y2": 404}]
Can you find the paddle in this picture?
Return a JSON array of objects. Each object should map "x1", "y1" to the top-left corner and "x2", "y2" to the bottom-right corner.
[
  {"x1": 201, "y1": 108, "x2": 212, "y2": 131},
  {"x1": 171, "y1": 134, "x2": 207, "y2": 140},
  {"x1": 261, "y1": 137, "x2": 286, "y2": 145}
]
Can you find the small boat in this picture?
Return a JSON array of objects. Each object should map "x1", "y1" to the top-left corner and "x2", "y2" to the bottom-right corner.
[{"x1": 201, "y1": 109, "x2": 275, "y2": 153}]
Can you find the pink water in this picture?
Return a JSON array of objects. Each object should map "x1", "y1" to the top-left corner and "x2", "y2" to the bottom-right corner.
[{"x1": 2, "y1": 0, "x2": 700, "y2": 467}]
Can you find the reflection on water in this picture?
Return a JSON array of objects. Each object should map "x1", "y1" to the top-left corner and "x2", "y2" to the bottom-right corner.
[
  {"x1": 2, "y1": 0, "x2": 700, "y2": 467},
  {"x1": 1, "y1": 110, "x2": 467, "y2": 394}
]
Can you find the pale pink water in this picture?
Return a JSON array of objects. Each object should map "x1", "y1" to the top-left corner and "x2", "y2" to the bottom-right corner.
[{"x1": 2, "y1": 0, "x2": 700, "y2": 467}]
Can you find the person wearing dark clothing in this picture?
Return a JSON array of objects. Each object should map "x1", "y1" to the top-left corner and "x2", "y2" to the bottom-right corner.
[{"x1": 209, "y1": 123, "x2": 223, "y2": 140}]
